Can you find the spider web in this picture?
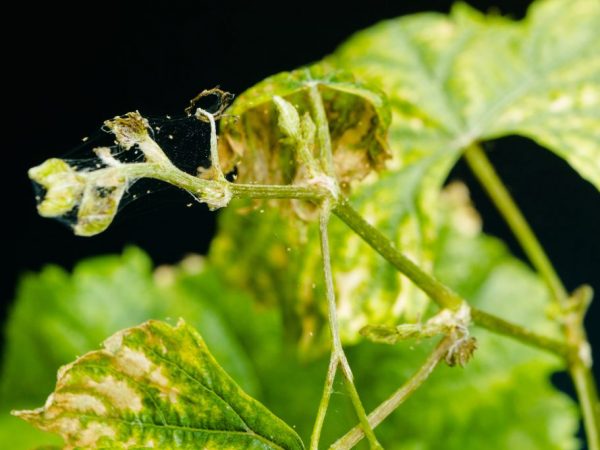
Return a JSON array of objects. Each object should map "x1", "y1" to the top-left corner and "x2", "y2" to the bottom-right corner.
[{"x1": 31, "y1": 90, "x2": 231, "y2": 232}]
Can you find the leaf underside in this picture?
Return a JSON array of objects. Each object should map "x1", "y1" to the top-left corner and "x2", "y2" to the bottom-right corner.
[{"x1": 219, "y1": 63, "x2": 391, "y2": 189}]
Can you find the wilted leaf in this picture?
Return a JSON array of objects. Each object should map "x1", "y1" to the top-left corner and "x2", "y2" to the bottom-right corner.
[
  {"x1": 219, "y1": 63, "x2": 391, "y2": 189},
  {"x1": 13, "y1": 320, "x2": 304, "y2": 450},
  {"x1": 29, "y1": 111, "x2": 163, "y2": 236},
  {"x1": 29, "y1": 111, "x2": 229, "y2": 236},
  {"x1": 211, "y1": 161, "x2": 459, "y2": 348},
  {"x1": 29, "y1": 158, "x2": 86, "y2": 217}
]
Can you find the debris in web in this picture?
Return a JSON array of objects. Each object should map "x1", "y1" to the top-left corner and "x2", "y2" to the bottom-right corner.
[
  {"x1": 185, "y1": 87, "x2": 235, "y2": 121},
  {"x1": 30, "y1": 90, "x2": 235, "y2": 236}
]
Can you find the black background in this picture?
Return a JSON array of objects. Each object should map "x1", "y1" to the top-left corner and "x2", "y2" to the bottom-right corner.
[{"x1": 3, "y1": 0, "x2": 599, "y2": 428}]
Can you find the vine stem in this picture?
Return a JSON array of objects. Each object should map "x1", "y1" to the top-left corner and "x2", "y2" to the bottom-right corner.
[
  {"x1": 331, "y1": 198, "x2": 568, "y2": 357},
  {"x1": 463, "y1": 144, "x2": 567, "y2": 303},
  {"x1": 128, "y1": 160, "x2": 569, "y2": 359},
  {"x1": 331, "y1": 336, "x2": 454, "y2": 450},
  {"x1": 117, "y1": 118, "x2": 586, "y2": 441},
  {"x1": 464, "y1": 143, "x2": 599, "y2": 450},
  {"x1": 309, "y1": 351, "x2": 337, "y2": 450},
  {"x1": 112, "y1": 162, "x2": 329, "y2": 200},
  {"x1": 309, "y1": 202, "x2": 382, "y2": 450},
  {"x1": 308, "y1": 82, "x2": 334, "y2": 176}
]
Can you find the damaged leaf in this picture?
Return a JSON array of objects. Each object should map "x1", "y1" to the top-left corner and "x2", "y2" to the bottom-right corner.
[
  {"x1": 210, "y1": 160, "x2": 445, "y2": 348},
  {"x1": 29, "y1": 111, "x2": 234, "y2": 236},
  {"x1": 13, "y1": 320, "x2": 304, "y2": 450},
  {"x1": 29, "y1": 158, "x2": 86, "y2": 218},
  {"x1": 219, "y1": 63, "x2": 391, "y2": 189},
  {"x1": 333, "y1": 0, "x2": 600, "y2": 190}
]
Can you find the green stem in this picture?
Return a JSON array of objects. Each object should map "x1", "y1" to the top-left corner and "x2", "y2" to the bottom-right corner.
[
  {"x1": 332, "y1": 199, "x2": 462, "y2": 311},
  {"x1": 464, "y1": 143, "x2": 599, "y2": 450},
  {"x1": 331, "y1": 336, "x2": 454, "y2": 450},
  {"x1": 228, "y1": 182, "x2": 326, "y2": 200},
  {"x1": 115, "y1": 162, "x2": 328, "y2": 201},
  {"x1": 332, "y1": 197, "x2": 567, "y2": 358},
  {"x1": 318, "y1": 204, "x2": 381, "y2": 450},
  {"x1": 308, "y1": 83, "x2": 334, "y2": 176},
  {"x1": 463, "y1": 144, "x2": 567, "y2": 303},
  {"x1": 471, "y1": 309, "x2": 568, "y2": 357},
  {"x1": 320, "y1": 204, "x2": 344, "y2": 348},
  {"x1": 310, "y1": 352, "x2": 338, "y2": 450},
  {"x1": 572, "y1": 364, "x2": 600, "y2": 449}
]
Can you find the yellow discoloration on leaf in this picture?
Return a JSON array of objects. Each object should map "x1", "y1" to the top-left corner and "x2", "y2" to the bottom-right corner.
[
  {"x1": 54, "y1": 393, "x2": 107, "y2": 416},
  {"x1": 115, "y1": 346, "x2": 154, "y2": 378},
  {"x1": 77, "y1": 422, "x2": 116, "y2": 448},
  {"x1": 87, "y1": 376, "x2": 143, "y2": 413},
  {"x1": 219, "y1": 64, "x2": 391, "y2": 193},
  {"x1": 150, "y1": 366, "x2": 180, "y2": 403},
  {"x1": 103, "y1": 330, "x2": 124, "y2": 354},
  {"x1": 12, "y1": 320, "x2": 304, "y2": 450}
]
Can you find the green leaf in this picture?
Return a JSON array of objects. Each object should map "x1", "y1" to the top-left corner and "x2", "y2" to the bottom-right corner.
[
  {"x1": 13, "y1": 320, "x2": 304, "y2": 450},
  {"x1": 0, "y1": 248, "x2": 260, "y2": 449},
  {"x1": 333, "y1": 0, "x2": 600, "y2": 189},
  {"x1": 212, "y1": 0, "x2": 600, "y2": 346},
  {"x1": 219, "y1": 63, "x2": 391, "y2": 188},
  {"x1": 211, "y1": 159, "x2": 449, "y2": 348},
  {"x1": 352, "y1": 217, "x2": 578, "y2": 450},
  {"x1": 2, "y1": 233, "x2": 578, "y2": 448},
  {"x1": 251, "y1": 216, "x2": 578, "y2": 449}
]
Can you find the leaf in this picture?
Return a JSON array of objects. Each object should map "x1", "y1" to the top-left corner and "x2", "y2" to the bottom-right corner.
[
  {"x1": 333, "y1": 0, "x2": 600, "y2": 189},
  {"x1": 219, "y1": 63, "x2": 391, "y2": 188},
  {"x1": 248, "y1": 206, "x2": 578, "y2": 449},
  {"x1": 2, "y1": 234, "x2": 578, "y2": 448},
  {"x1": 29, "y1": 112, "x2": 161, "y2": 237},
  {"x1": 29, "y1": 111, "x2": 232, "y2": 236},
  {"x1": 211, "y1": 0, "x2": 600, "y2": 345},
  {"x1": 13, "y1": 320, "x2": 304, "y2": 450},
  {"x1": 358, "y1": 217, "x2": 578, "y2": 450},
  {"x1": 211, "y1": 160, "x2": 442, "y2": 348},
  {"x1": 0, "y1": 248, "x2": 260, "y2": 449},
  {"x1": 29, "y1": 158, "x2": 86, "y2": 217}
]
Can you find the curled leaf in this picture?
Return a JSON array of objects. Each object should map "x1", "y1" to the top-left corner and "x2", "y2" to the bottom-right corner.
[
  {"x1": 13, "y1": 319, "x2": 304, "y2": 450},
  {"x1": 74, "y1": 170, "x2": 127, "y2": 237},
  {"x1": 30, "y1": 109, "x2": 235, "y2": 236},
  {"x1": 360, "y1": 325, "x2": 403, "y2": 344},
  {"x1": 29, "y1": 158, "x2": 132, "y2": 237},
  {"x1": 185, "y1": 87, "x2": 235, "y2": 120},
  {"x1": 273, "y1": 96, "x2": 301, "y2": 142},
  {"x1": 219, "y1": 63, "x2": 391, "y2": 189},
  {"x1": 104, "y1": 111, "x2": 150, "y2": 151},
  {"x1": 29, "y1": 159, "x2": 86, "y2": 217}
]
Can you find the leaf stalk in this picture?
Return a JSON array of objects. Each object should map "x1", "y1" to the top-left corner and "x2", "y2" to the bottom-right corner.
[{"x1": 464, "y1": 143, "x2": 599, "y2": 450}]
